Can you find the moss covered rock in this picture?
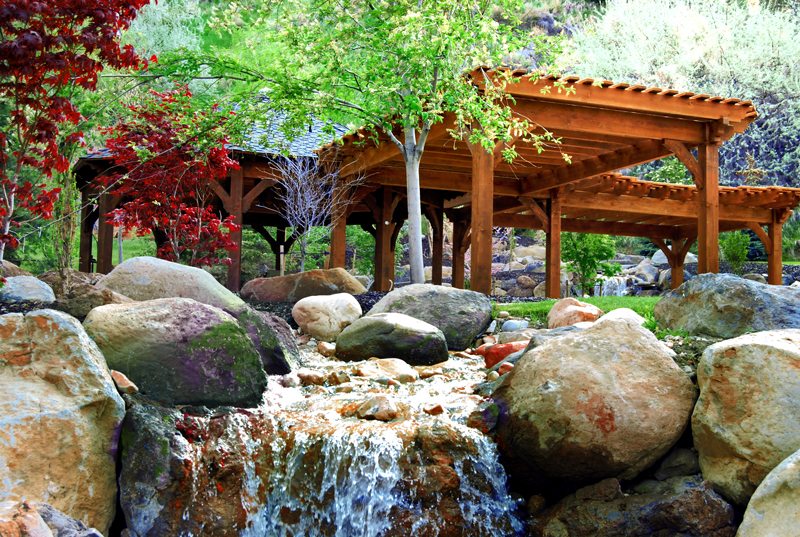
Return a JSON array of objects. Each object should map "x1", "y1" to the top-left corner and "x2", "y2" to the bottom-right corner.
[
  {"x1": 84, "y1": 298, "x2": 267, "y2": 407},
  {"x1": 366, "y1": 284, "x2": 491, "y2": 350},
  {"x1": 335, "y1": 312, "x2": 448, "y2": 365}
]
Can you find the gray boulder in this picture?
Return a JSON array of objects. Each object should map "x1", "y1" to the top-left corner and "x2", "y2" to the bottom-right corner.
[
  {"x1": 367, "y1": 284, "x2": 491, "y2": 350},
  {"x1": 84, "y1": 298, "x2": 268, "y2": 407},
  {"x1": 655, "y1": 273, "x2": 800, "y2": 338},
  {"x1": 634, "y1": 259, "x2": 660, "y2": 284},
  {"x1": 0, "y1": 275, "x2": 55, "y2": 311},
  {"x1": 530, "y1": 476, "x2": 735, "y2": 537},
  {"x1": 336, "y1": 312, "x2": 449, "y2": 365},
  {"x1": 738, "y1": 447, "x2": 800, "y2": 536}
]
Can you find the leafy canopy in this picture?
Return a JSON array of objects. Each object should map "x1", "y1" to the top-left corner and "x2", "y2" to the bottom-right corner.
[{"x1": 562, "y1": 232, "x2": 621, "y2": 296}]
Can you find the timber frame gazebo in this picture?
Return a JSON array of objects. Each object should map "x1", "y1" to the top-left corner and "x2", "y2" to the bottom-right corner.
[
  {"x1": 76, "y1": 70, "x2": 800, "y2": 295},
  {"x1": 323, "y1": 70, "x2": 800, "y2": 296}
]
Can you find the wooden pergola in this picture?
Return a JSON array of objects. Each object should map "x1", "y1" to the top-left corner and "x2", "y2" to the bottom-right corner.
[
  {"x1": 75, "y1": 71, "x2": 800, "y2": 295},
  {"x1": 324, "y1": 71, "x2": 800, "y2": 296}
]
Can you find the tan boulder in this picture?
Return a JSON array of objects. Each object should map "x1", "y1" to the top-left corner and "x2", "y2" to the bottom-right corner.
[
  {"x1": 512, "y1": 245, "x2": 546, "y2": 260},
  {"x1": 354, "y1": 358, "x2": 420, "y2": 383},
  {"x1": 96, "y1": 256, "x2": 246, "y2": 313},
  {"x1": 0, "y1": 310, "x2": 125, "y2": 534},
  {"x1": 0, "y1": 261, "x2": 30, "y2": 278},
  {"x1": 692, "y1": 330, "x2": 800, "y2": 505},
  {"x1": 38, "y1": 269, "x2": 131, "y2": 319},
  {"x1": 547, "y1": 297, "x2": 603, "y2": 328},
  {"x1": 738, "y1": 447, "x2": 800, "y2": 536},
  {"x1": 494, "y1": 318, "x2": 695, "y2": 487},
  {"x1": 291, "y1": 293, "x2": 362, "y2": 341},
  {"x1": 241, "y1": 268, "x2": 367, "y2": 303}
]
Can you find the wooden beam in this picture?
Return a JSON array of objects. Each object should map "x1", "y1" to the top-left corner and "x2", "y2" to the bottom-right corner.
[
  {"x1": 242, "y1": 178, "x2": 276, "y2": 212},
  {"x1": 330, "y1": 214, "x2": 347, "y2": 269},
  {"x1": 372, "y1": 166, "x2": 521, "y2": 196},
  {"x1": 513, "y1": 98, "x2": 709, "y2": 144},
  {"x1": 697, "y1": 143, "x2": 720, "y2": 273},
  {"x1": 493, "y1": 213, "x2": 682, "y2": 240},
  {"x1": 373, "y1": 188, "x2": 395, "y2": 291},
  {"x1": 469, "y1": 143, "x2": 494, "y2": 294},
  {"x1": 424, "y1": 205, "x2": 444, "y2": 285},
  {"x1": 521, "y1": 141, "x2": 671, "y2": 194},
  {"x1": 663, "y1": 140, "x2": 702, "y2": 186},
  {"x1": 545, "y1": 189, "x2": 562, "y2": 298},
  {"x1": 558, "y1": 191, "x2": 771, "y2": 223},
  {"x1": 208, "y1": 179, "x2": 231, "y2": 208},
  {"x1": 444, "y1": 193, "x2": 472, "y2": 209},
  {"x1": 746, "y1": 222, "x2": 771, "y2": 255},
  {"x1": 78, "y1": 190, "x2": 95, "y2": 273}
]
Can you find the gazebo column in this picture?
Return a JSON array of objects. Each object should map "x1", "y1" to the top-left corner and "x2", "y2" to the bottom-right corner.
[
  {"x1": 226, "y1": 168, "x2": 244, "y2": 291},
  {"x1": 469, "y1": 146, "x2": 494, "y2": 294},
  {"x1": 329, "y1": 211, "x2": 348, "y2": 269},
  {"x1": 651, "y1": 236, "x2": 694, "y2": 289},
  {"x1": 768, "y1": 212, "x2": 785, "y2": 285},
  {"x1": 373, "y1": 188, "x2": 395, "y2": 292},
  {"x1": 452, "y1": 220, "x2": 470, "y2": 289},
  {"x1": 95, "y1": 193, "x2": 118, "y2": 274},
  {"x1": 78, "y1": 189, "x2": 96, "y2": 273},
  {"x1": 424, "y1": 204, "x2": 444, "y2": 285},
  {"x1": 697, "y1": 143, "x2": 720, "y2": 274},
  {"x1": 545, "y1": 189, "x2": 562, "y2": 298}
]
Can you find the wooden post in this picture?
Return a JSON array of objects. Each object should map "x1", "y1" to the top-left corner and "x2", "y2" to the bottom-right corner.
[
  {"x1": 95, "y1": 193, "x2": 116, "y2": 274},
  {"x1": 226, "y1": 168, "x2": 244, "y2": 291},
  {"x1": 768, "y1": 211, "x2": 785, "y2": 285},
  {"x1": 330, "y1": 213, "x2": 347, "y2": 269},
  {"x1": 275, "y1": 227, "x2": 286, "y2": 271},
  {"x1": 373, "y1": 188, "x2": 394, "y2": 292},
  {"x1": 697, "y1": 143, "x2": 720, "y2": 274},
  {"x1": 78, "y1": 189, "x2": 95, "y2": 273},
  {"x1": 469, "y1": 146, "x2": 494, "y2": 294},
  {"x1": 652, "y1": 237, "x2": 693, "y2": 289},
  {"x1": 452, "y1": 220, "x2": 469, "y2": 289},
  {"x1": 545, "y1": 189, "x2": 562, "y2": 298},
  {"x1": 431, "y1": 210, "x2": 444, "y2": 285}
]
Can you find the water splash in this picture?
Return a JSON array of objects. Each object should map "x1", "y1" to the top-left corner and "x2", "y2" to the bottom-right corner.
[{"x1": 595, "y1": 276, "x2": 629, "y2": 296}]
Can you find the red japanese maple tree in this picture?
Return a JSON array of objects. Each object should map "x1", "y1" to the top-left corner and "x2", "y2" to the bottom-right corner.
[
  {"x1": 99, "y1": 86, "x2": 240, "y2": 267},
  {"x1": 0, "y1": 0, "x2": 150, "y2": 262}
]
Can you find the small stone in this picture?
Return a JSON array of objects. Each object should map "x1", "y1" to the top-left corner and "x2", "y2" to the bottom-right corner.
[
  {"x1": 498, "y1": 363, "x2": 514, "y2": 375},
  {"x1": 327, "y1": 370, "x2": 351, "y2": 385},
  {"x1": 296, "y1": 368, "x2": 326, "y2": 386},
  {"x1": 297, "y1": 334, "x2": 311, "y2": 345},
  {"x1": 280, "y1": 373, "x2": 301, "y2": 388},
  {"x1": 354, "y1": 358, "x2": 419, "y2": 383},
  {"x1": 356, "y1": 396, "x2": 398, "y2": 421},
  {"x1": 486, "y1": 370, "x2": 500, "y2": 381},
  {"x1": 317, "y1": 341, "x2": 336, "y2": 357},
  {"x1": 424, "y1": 403, "x2": 445, "y2": 416},
  {"x1": 335, "y1": 384, "x2": 354, "y2": 393},
  {"x1": 501, "y1": 319, "x2": 529, "y2": 332},
  {"x1": 466, "y1": 401, "x2": 500, "y2": 433},
  {"x1": 417, "y1": 366, "x2": 444, "y2": 379},
  {"x1": 386, "y1": 379, "x2": 401, "y2": 388},
  {"x1": 497, "y1": 311, "x2": 510, "y2": 319},
  {"x1": 527, "y1": 495, "x2": 547, "y2": 515},
  {"x1": 110, "y1": 370, "x2": 139, "y2": 395}
]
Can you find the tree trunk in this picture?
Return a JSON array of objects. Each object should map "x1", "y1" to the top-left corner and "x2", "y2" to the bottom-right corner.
[
  {"x1": 405, "y1": 152, "x2": 425, "y2": 284},
  {"x1": 0, "y1": 192, "x2": 14, "y2": 262}
]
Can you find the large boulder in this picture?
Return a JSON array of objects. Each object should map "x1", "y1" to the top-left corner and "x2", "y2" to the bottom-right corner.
[
  {"x1": 652, "y1": 248, "x2": 697, "y2": 265},
  {"x1": 547, "y1": 297, "x2": 603, "y2": 329},
  {"x1": 240, "y1": 268, "x2": 366, "y2": 303},
  {"x1": 494, "y1": 318, "x2": 695, "y2": 488},
  {"x1": 738, "y1": 447, "x2": 800, "y2": 536},
  {"x1": 0, "y1": 501, "x2": 103, "y2": 537},
  {"x1": 235, "y1": 307, "x2": 298, "y2": 375},
  {"x1": 38, "y1": 269, "x2": 131, "y2": 320},
  {"x1": 95, "y1": 256, "x2": 247, "y2": 313},
  {"x1": 654, "y1": 273, "x2": 800, "y2": 338},
  {"x1": 83, "y1": 298, "x2": 268, "y2": 407},
  {"x1": 692, "y1": 330, "x2": 800, "y2": 505},
  {"x1": 0, "y1": 260, "x2": 30, "y2": 277},
  {"x1": 634, "y1": 259, "x2": 661, "y2": 284},
  {"x1": 292, "y1": 293, "x2": 362, "y2": 341},
  {"x1": 0, "y1": 276, "x2": 55, "y2": 311},
  {"x1": 529, "y1": 476, "x2": 735, "y2": 537},
  {"x1": 335, "y1": 312, "x2": 449, "y2": 365},
  {"x1": 366, "y1": 284, "x2": 491, "y2": 350},
  {"x1": 0, "y1": 310, "x2": 125, "y2": 533}
]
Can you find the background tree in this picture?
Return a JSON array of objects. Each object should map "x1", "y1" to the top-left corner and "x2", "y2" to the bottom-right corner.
[
  {"x1": 98, "y1": 86, "x2": 240, "y2": 267},
  {"x1": 271, "y1": 157, "x2": 364, "y2": 272},
  {"x1": 195, "y1": 0, "x2": 564, "y2": 282},
  {"x1": 562, "y1": 232, "x2": 620, "y2": 296},
  {"x1": 0, "y1": 0, "x2": 150, "y2": 262}
]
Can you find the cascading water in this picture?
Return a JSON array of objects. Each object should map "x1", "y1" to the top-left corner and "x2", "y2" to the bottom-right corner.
[
  {"x1": 134, "y1": 354, "x2": 526, "y2": 537},
  {"x1": 594, "y1": 276, "x2": 629, "y2": 296}
]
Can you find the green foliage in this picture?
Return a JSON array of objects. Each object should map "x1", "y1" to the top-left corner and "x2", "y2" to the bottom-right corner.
[
  {"x1": 719, "y1": 230, "x2": 751, "y2": 274},
  {"x1": 783, "y1": 214, "x2": 800, "y2": 260},
  {"x1": 123, "y1": 0, "x2": 203, "y2": 57},
  {"x1": 642, "y1": 312, "x2": 690, "y2": 340},
  {"x1": 568, "y1": 0, "x2": 800, "y2": 187},
  {"x1": 347, "y1": 226, "x2": 375, "y2": 276},
  {"x1": 561, "y1": 232, "x2": 621, "y2": 295},
  {"x1": 494, "y1": 296, "x2": 660, "y2": 327},
  {"x1": 642, "y1": 156, "x2": 692, "y2": 185}
]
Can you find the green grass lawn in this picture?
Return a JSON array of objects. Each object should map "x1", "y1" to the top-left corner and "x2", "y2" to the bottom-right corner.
[{"x1": 493, "y1": 296, "x2": 661, "y2": 327}]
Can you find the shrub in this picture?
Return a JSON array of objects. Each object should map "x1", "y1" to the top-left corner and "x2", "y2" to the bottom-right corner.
[
  {"x1": 719, "y1": 230, "x2": 750, "y2": 274},
  {"x1": 562, "y1": 232, "x2": 621, "y2": 296}
]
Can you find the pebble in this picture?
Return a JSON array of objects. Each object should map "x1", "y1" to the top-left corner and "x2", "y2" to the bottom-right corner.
[
  {"x1": 296, "y1": 368, "x2": 326, "y2": 386},
  {"x1": 335, "y1": 384, "x2": 354, "y2": 393},
  {"x1": 111, "y1": 370, "x2": 139, "y2": 395},
  {"x1": 486, "y1": 370, "x2": 500, "y2": 381},
  {"x1": 424, "y1": 403, "x2": 445, "y2": 416},
  {"x1": 498, "y1": 363, "x2": 514, "y2": 375},
  {"x1": 497, "y1": 311, "x2": 510, "y2": 319},
  {"x1": 501, "y1": 319, "x2": 529, "y2": 332},
  {"x1": 327, "y1": 370, "x2": 351, "y2": 385},
  {"x1": 356, "y1": 396, "x2": 398, "y2": 421},
  {"x1": 317, "y1": 341, "x2": 336, "y2": 357}
]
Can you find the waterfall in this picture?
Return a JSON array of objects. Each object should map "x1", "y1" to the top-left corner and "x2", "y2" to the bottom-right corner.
[{"x1": 594, "y1": 276, "x2": 628, "y2": 296}]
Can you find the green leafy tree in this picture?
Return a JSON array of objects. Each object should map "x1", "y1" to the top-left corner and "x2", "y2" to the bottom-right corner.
[
  {"x1": 562, "y1": 232, "x2": 621, "y2": 296},
  {"x1": 719, "y1": 230, "x2": 750, "y2": 274},
  {"x1": 197, "y1": 0, "x2": 564, "y2": 281}
]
